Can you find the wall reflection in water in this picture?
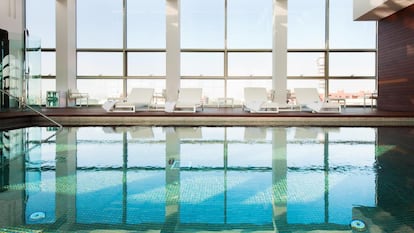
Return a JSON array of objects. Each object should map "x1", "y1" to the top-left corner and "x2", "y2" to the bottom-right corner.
[{"x1": 1, "y1": 126, "x2": 414, "y2": 232}]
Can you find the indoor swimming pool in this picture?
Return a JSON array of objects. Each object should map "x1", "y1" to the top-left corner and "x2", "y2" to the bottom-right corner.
[{"x1": 0, "y1": 126, "x2": 414, "y2": 232}]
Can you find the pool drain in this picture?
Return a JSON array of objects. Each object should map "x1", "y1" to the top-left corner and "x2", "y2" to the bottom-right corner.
[
  {"x1": 350, "y1": 219, "x2": 367, "y2": 232},
  {"x1": 30, "y1": 212, "x2": 46, "y2": 221}
]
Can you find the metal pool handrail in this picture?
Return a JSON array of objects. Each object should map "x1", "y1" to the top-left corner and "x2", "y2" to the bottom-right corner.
[{"x1": 0, "y1": 89, "x2": 63, "y2": 142}]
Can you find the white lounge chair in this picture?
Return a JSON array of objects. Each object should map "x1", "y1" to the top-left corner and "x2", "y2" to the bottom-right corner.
[
  {"x1": 294, "y1": 88, "x2": 341, "y2": 113},
  {"x1": 68, "y1": 88, "x2": 89, "y2": 106},
  {"x1": 243, "y1": 87, "x2": 279, "y2": 113},
  {"x1": 174, "y1": 88, "x2": 203, "y2": 113},
  {"x1": 112, "y1": 88, "x2": 154, "y2": 112}
]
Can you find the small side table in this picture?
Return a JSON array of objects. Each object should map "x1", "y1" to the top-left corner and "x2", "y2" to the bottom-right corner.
[
  {"x1": 217, "y1": 97, "x2": 234, "y2": 108},
  {"x1": 329, "y1": 98, "x2": 346, "y2": 109},
  {"x1": 364, "y1": 92, "x2": 378, "y2": 109}
]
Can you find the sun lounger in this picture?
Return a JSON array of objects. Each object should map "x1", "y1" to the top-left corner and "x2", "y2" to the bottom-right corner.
[
  {"x1": 174, "y1": 88, "x2": 204, "y2": 112},
  {"x1": 294, "y1": 88, "x2": 341, "y2": 113},
  {"x1": 243, "y1": 87, "x2": 279, "y2": 113}
]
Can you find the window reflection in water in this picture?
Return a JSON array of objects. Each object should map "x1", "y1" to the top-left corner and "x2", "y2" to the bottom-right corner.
[{"x1": 1, "y1": 126, "x2": 414, "y2": 232}]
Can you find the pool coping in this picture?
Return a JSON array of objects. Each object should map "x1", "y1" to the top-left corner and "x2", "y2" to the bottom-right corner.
[
  {"x1": 2, "y1": 107, "x2": 414, "y2": 130},
  {"x1": 32, "y1": 115, "x2": 414, "y2": 127}
]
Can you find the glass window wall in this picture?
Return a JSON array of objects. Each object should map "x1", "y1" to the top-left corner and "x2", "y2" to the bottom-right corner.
[{"x1": 27, "y1": 0, "x2": 377, "y2": 105}]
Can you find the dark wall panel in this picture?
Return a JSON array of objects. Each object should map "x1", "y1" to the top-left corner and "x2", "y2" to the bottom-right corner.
[{"x1": 378, "y1": 5, "x2": 414, "y2": 112}]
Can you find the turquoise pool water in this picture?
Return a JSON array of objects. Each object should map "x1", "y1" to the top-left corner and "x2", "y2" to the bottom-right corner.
[{"x1": 0, "y1": 126, "x2": 413, "y2": 232}]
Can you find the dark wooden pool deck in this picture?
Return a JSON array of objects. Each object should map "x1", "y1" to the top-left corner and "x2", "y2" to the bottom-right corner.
[{"x1": 1, "y1": 105, "x2": 414, "y2": 130}]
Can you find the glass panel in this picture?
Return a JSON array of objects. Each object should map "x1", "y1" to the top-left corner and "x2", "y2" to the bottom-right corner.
[
  {"x1": 288, "y1": 52, "x2": 325, "y2": 76},
  {"x1": 127, "y1": 0, "x2": 165, "y2": 48},
  {"x1": 181, "y1": 53, "x2": 224, "y2": 76},
  {"x1": 77, "y1": 79, "x2": 123, "y2": 104},
  {"x1": 227, "y1": 0, "x2": 272, "y2": 49},
  {"x1": 329, "y1": 79, "x2": 376, "y2": 105},
  {"x1": 228, "y1": 52, "x2": 272, "y2": 76},
  {"x1": 127, "y1": 79, "x2": 166, "y2": 94},
  {"x1": 181, "y1": 0, "x2": 224, "y2": 49},
  {"x1": 26, "y1": 0, "x2": 56, "y2": 48},
  {"x1": 41, "y1": 52, "x2": 56, "y2": 76},
  {"x1": 41, "y1": 79, "x2": 56, "y2": 105},
  {"x1": 77, "y1": 52, "x2": 123, "y2": 76},
  {"x1": 181, "y1": 79, "x2": 224, "y2": 104},
  {"x1": 77, "y1": 0, "x2": 123, "y2": 48},
  {"x1": 226, "y1": 79, "x2": 272, "y2": 104},
  {"x1": 329, "y1": 52, "x2": 376, "y2": 76},
  {"x1": 288, "y1": 0, "x2": 325, "y2": 49},
  {"x1": 128, "y1": 52, "x2": 165, "y2": 76},
  {"x1": 26, "y1": 39, "x2": 42, "y2": 105},
  {"x1": 329, "y1": 0, "x2": 376, "y2": 49},
  {"x1": 288, "y1": 79, "x2": 326, "y2": 99}
]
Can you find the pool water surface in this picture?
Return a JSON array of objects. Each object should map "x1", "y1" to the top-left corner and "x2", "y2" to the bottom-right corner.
[{"x1": 0, "y1": 126, "x2": 414, "y2": 232}]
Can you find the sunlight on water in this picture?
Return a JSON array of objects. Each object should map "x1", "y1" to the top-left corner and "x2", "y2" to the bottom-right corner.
[{"x1": 1, "y1": 126, "x2": 414, "y2": 232}]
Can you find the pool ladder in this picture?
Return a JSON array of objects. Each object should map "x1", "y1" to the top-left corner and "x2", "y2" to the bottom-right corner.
[{"x1": 0, "y1": 89, "x2": 63, "y2": 142}]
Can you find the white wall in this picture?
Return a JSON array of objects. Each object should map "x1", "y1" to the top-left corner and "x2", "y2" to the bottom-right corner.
[{"x1": 0, "y1": 0, "x2": 24, "y2": 36}]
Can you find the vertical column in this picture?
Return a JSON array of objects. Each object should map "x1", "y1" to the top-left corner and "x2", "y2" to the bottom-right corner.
[
  {"x1": 166, "y1": 0, "x2": 180, "y2": 102},
  {"x1": 272, "y1": 128, "x2": 288, "y2": 230},
  {"x1": 55, "y1": 128, "x2": 77, "y2": 230},
  {"x1": 272, "y1": 0, "x2": 288, "y2": 104},
  {"x1": 164, "y1": 128, "x2": 180, "y2": 231},
  {"x1": 56, "y1": 0, "x2": 77, "y2": 106}
]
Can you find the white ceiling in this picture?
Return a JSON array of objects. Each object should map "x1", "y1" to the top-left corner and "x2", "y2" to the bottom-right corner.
[{"x1": 355, "y1": 0, "x2": 414, "y2": 20}]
